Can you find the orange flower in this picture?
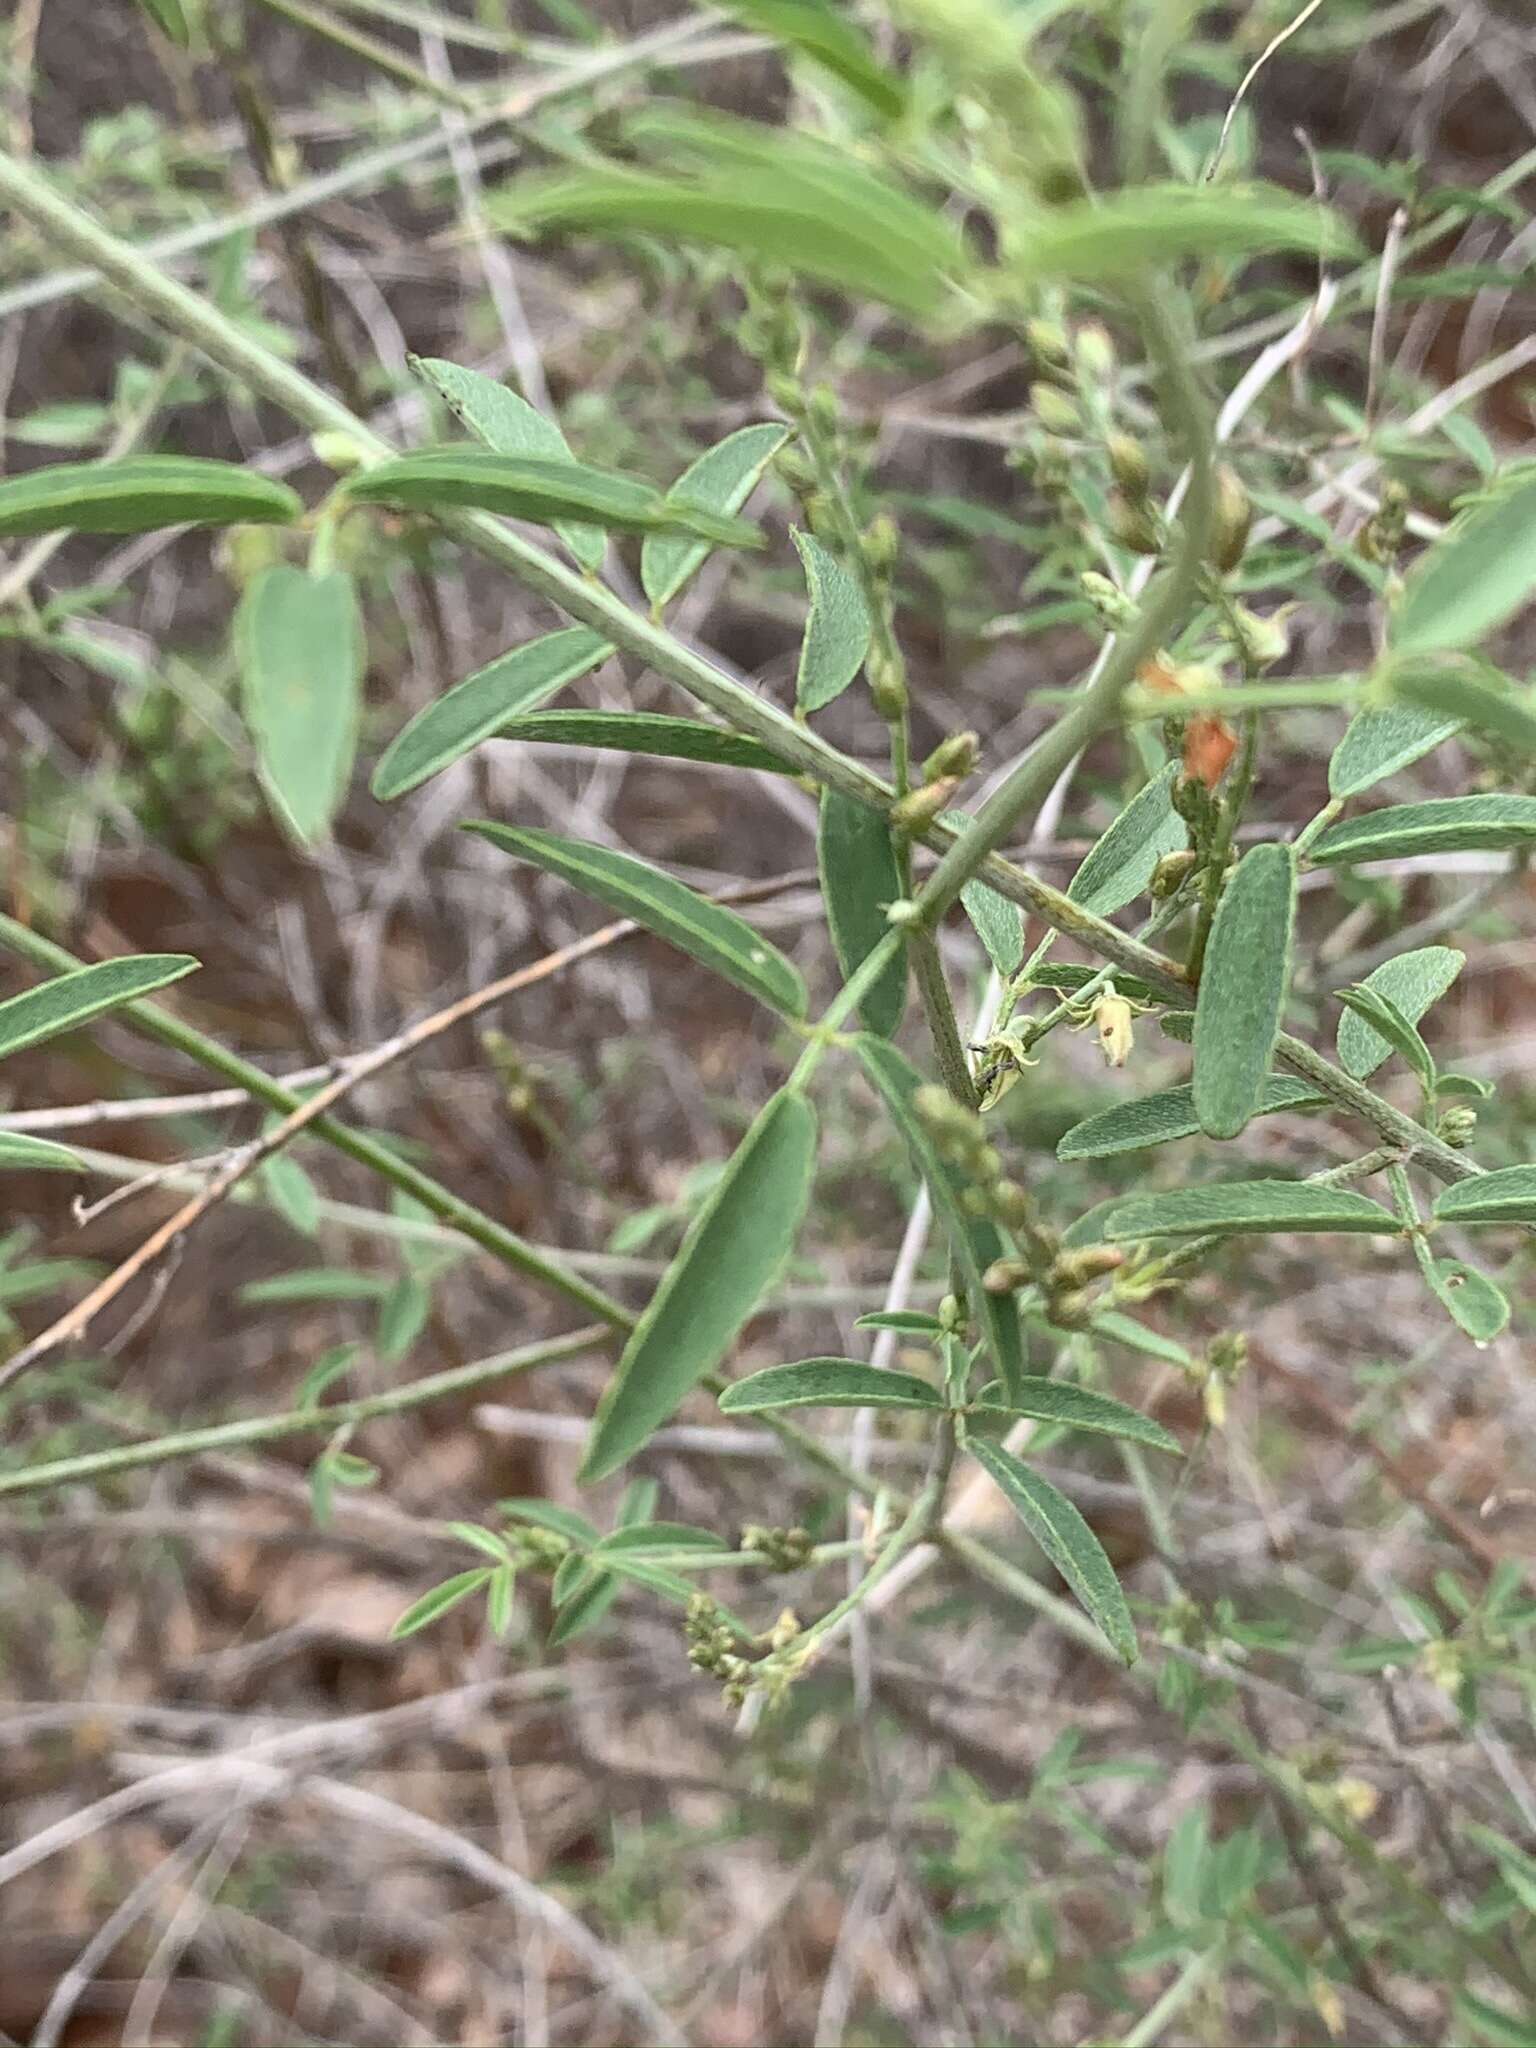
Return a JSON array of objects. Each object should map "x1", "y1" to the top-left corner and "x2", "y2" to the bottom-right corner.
[{"x1": 1183, "y1": 713, "x2": 1239, "y2": 790}]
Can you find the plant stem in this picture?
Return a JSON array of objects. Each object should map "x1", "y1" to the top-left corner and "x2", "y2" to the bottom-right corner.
[
  {"x1": 910, "y1": 284, "x2": 1217, "y2": 929},
  {"x1": 0, "y1": 916, "x2": 634, "y2": 1331},
  {"x1": 0, "y1": 1328, "x2": 603, "y2": 1498},
  {"x1": 1186, "y1": 709, "x2": 1259, "y2": 981},
  {"x1": 0, "y1": 151, "x2": 1495, "y2": 1195}
]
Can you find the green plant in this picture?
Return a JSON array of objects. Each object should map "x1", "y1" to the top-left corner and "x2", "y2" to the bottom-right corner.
[{"x1": 3, "y1": 1, "x2": 1535, "y2": 2039}]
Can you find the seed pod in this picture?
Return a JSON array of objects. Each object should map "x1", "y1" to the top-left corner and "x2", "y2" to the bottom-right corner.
[
  {"x1": 1108, "y1": 491, "x2": 1160, "y2": 556},
  {"x1": 1093, "y1": 992, "x2": 1136, "y2": 1067},
  {"x1": 1209, "y1": 464, "x2": 1253, "y2": 574},
  {"x1": 1106, "y1": 431, "x2": 1151, "y2": 500}
]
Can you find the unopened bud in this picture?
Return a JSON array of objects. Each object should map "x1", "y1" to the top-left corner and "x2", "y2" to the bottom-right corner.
[
  {"x1": 983, "y1": 1257, "x2": 1031, "y2": 1295},
  {"x1": 1150, "y1": 848, "x2": 1199, "y2": 898},
  {"x1": 1025, "y1": 317, "x2": 1071, "y2": 372},
  {"x1": 1052, "y1": 1245, "x2": 1126, "y2": 1286},
  {"x1": 1030, "y1": 381, "x2": 1080, "y2": 435},
  {"x1": 311, "y1": 430, "x2": 368, "y2": 472},
  {"x1": 1106, "y1": 431, "x2": 1151, "y2": 500},
  {"x1": 808, "y1": 384, "x2": 840, "y2": 436},
  {"x1": 922, "y1": 731, "x2": 979, "y2": 783},
  {"x1": 1227, "y1": 602, "x2": 1290, "y2": 671},
  {"x1": 1209, "y1": 465, "x2": 1253, "y2": 574},
  {"x1": 989, "y1": 1179, "x2": 1034, "y2": 1231},
  {"x1": 891, "y1": 778, "x2": 959, "y2": 833},
  {"x1": 884, "y1": 896, "x2": 922, "y2": 928},
  {"x1": 868, "y1": 650, "x2": 908, "y2": 720},
  {"x1": 765, "y1": 370, "x2": 804, "y2": 418},
  {"x1": 861, "y1": 513, "x2": 900, "y2": 578},
  {"x1": 1108, "y1": 491, "x2": 1161, "y2": 556},
  {"x1": 1048, "y1": 1288, "x2": 1094, "y2": 1329},
  {"x1": 1437, "y1": 1105, "x2": 1477, "y2": 1148},
  {"x1": 1075, "y1": 323, "x2": 1116, "y2": 383},
  {"x1": 1081, "y1": 570, "x2": 1138, "y2": 629},
  {"x1": 773, "y1": 445, "x2": 816, "y2": 494}
]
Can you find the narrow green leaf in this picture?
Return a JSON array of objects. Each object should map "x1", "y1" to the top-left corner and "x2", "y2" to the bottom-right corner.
[
  {"x1": 1310, "y1": 794, "x2": 1536, "y2": 865},
  {"x1": 499, "y1": 1499, "x2": 599, "y2": 1545},
  {"x1": 1336, "y1": 986, "x2": 1436, "y2": 1090},
  {"x1": 793, "y1": 530, "x2": 871, "y2": 712},
  {"x1": 854, "y1": 1309, "x2": 944, "y2": 1335},
  {"x1": 0, "y1": 456, "x2": 301, "y2": 537},
  {"x1": 487, "y1": 1564, "x2": 518, "y2": 1638},
  {"x1": 372, "y1": 627, "x2": 610, "y2": 799},
  {"x1": 262, "y1": 1152, "x2": 321, "y2": 1238},
  {"x1": 1393, "y1": 663, "x2": 1536, "y2": 758},
  {"x1": 133, "y1": 0, "x2": 191, "y2": 43},
  {"x1": 1392, "y1": 468, "x2": 1536, "y2": 655},
  {"x1": 1193, "y1": 843, "x2": 1296, "y2": 1139},
  {"x1": 450, "y1": 1520, "x2": 516, "y2": 1565},
  {"x1": 389, "y1": 1568, "x2": 491, "y2": 1638},
  {"x1": 492, "y1": 710, "x2": 788, "y2": 775},
  {"x1": 960, "y1": 880, "x2": 1026, "y2": 978},
  {"x1": 1016, "y1": 183, "x2": 1358, "y2": 285},
  {"x1": 719, "y1": 1358, "x2": 943, "y2": 1413},
  {"x1": 1068, "y1": 765, "x2": 1185, "y2": 917},
  {"x1": 0, "y1": 1132, "x2": 83, "y2": 1171},
  {"x1": 642, "y1": 423, "x2": 788, "y2": 607},
  {"x1": 1328, "y1": 698, "x2": 1462, "y2": 798},
  {"x1": 593, "y1": 1522, "x2": 733, "y2": 1557},
  {"x1": 0, "y1": 954, "x2": 198, "y2": 1062},
  {"x1": 972, "y1": 1379, "x2": 1179, "y2": 1451},
  {"x1": 818, "y1": 789, "x2": 906, "y2": 1036},
  {"x1": 496, "y1": 129, "x2": 963, "y2": 315},
  {"x1": 854, "y1": 1037, "x2": 1024, "y2": 1400},
  {"x1": 717, "y1": 0, "x2": 906, "y2": 116},
  {"x1": 376, "y1": 1273, "x2": 432, "y2": 1362},
  {"x1": 968, "y1": 1438, "x2": 1137, "y2": 1663},
  {"x1": 547, "y1": 1568, "x2": 622, "y2": 1645},
  {"x1": 410, "y1": 354, "x2": 604, "y2": 568},
  {"x1": 1088, "y1": 1312, "x2": 1195, "y2": 1368},
  {"x1": 466, "y1": 822, "x2": 807, "y2": 1017},
  {"x1": 345, "y1": 449, "x2": 761, "y2": 546},
  {"x1": 580, "y1": 1090, "x2": 819, "y2": 1481},
  {"x1": 1425, "y1": 1258, "x2": 1510, "y2": 1343},
  {"x1": 1336, "y1": 945, "x2": 1464, "y2": 1080},
  {"x1": 1433, "y1": 1165, "x2": 1536, "y2": 1227},
  {"x1": 238, "y1": 566, "x2": 363, "y2": 843},
  {"x1": 1105, "y1": 1180, "x2": 1399, "y2": 1239},
  {"x1": 1058, "y1": 1077, "x2": 1323, "y2": 1160},
  {"x1": 241, "y1": 1270, "x2": 391, "y2": 1304}
]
